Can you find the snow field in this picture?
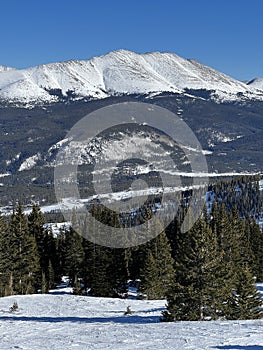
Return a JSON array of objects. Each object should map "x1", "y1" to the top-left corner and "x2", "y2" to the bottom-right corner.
[{"x1": 0, "y1": 286, "x2": 262, "y2": 350}]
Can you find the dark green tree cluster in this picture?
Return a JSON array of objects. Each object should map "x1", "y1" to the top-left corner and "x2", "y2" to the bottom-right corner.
[
  {"x1": 211, "y1": 174, "x2": 263, "y2": 219},
  {"x1": 0, "y1": 203, "x2": 56, "y2": 296},
  {"x1": 162, "y1": 204, "x2": 263, "y2": 321},
  {"x1": 55, "y1": 206, "x2": 130, "y2": 297},
  {"x1": 0, "y1": 175, "x2": 262, "y2": 323}
]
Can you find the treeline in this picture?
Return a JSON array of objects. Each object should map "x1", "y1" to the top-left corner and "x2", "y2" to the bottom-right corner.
[{"x1": 0, "y1": 175, "x2": 262, "y2": 322}]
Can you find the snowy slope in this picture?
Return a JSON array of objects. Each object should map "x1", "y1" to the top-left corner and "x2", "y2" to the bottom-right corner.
[
  {"x1": 0, "y1": 50, "x2": 262, "y2": 104},
  {"x1": 247, "y1": 78, "x2": 263, "y2": 91},
  {"x1": 0, "y1": 65, "x2": 14, "y2": 73},
  {"x1": 0, "y1": 286, "x2": 262, "y2": 350}
]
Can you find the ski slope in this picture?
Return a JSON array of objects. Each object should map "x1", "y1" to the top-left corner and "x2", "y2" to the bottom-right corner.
[{"x1": 0, "y1": 285, "x2": 262, "y2": 350}]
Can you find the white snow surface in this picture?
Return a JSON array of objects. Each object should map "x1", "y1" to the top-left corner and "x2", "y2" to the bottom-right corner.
[
  {"x1": 0, "y1": 50, "x2": 262, "y2": 104},
  {"x1": 18, "y1": 153, "x2": 41, "y2": 171},
  {"x1": 43, "y1": 222, "x2": 71, "y2": 236},
  {"x1": 0, "y1": 173, "x2": 11, "y2": 178},
  {"x1": 247, "y1": 78, "x2": 263, "y2": 91},
  {"x1": 0, "y1": 286, "x2": 262, "y2": 350}
]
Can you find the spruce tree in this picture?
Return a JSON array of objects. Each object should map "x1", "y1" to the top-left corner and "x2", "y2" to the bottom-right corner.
[
  {"x1": 55, "y1": 228, "x2": 67, "y2": 281},
  {"x1": 111, "y1": 247, "x2": 129, "y2": 297},
  {"x1": 82, "y1": 206, "x2": 129, "y2": 297},
  {"x1": 226, "y1": 266, "x2": 262, "y2": 320},
  {"x1": 162, "y1": 217, "x2": 229, "y2": 321},
  {"x1": 28, "y1": 204, "x2": 51, "y2": 292},
  {"x1": 0, "y1": 213, "x2": 13, "y2": 296},
  {"x1": 230, "y1": 207, "x2": 254, "y2": 268},
  {"x1": 9, "y1": 203, "x2": 40, "y2": 294},
  {"x1": 88, "y1": 243, "x2": 117, "y2": 297},
  {"x1": 64, "y1": 226, "x2": 85, "y2": 292},
  {"x1": 246, "y1": 219, "x2": 263, "y2": 282},
  {"x1": 139, "y1": 229, "x2": 175, "y2": 300},
  {"x1": 138, "y1": 249, "x2": 159, "y2": 299},
  {"x1": 48, "y1": 258, "x2": 56, "y2": 290}
]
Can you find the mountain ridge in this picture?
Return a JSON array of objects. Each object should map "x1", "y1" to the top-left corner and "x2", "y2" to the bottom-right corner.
[
  {"x1": 0, "y1": 64, "x2": 15, "y2": 72},
  {"x1": 0, "y1": 50, "x2": 262, "y2": 105}
]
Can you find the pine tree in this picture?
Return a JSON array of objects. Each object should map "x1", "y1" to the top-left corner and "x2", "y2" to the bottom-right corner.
[
  {"x1": 128, "y1": 243, "x2": 148, "y2": 283},
  {"x1": 139, "y1": 229, "x2": 175, "y2": 300},
  {"x1": 111, "y1": 247, "x2": 129, "y2": 297},
  {"x1": 41, "y1": 271, "x2": 48, "y2": 295},
  {"x1": 48, "y1": 259, "x2": 55, "y2": 289},
  {"x1": 0, "y1": 213, "x2": 13, "y2": 296},
  {"x1": 165, "y1": 214, "x2": 183, "y2": 261},
  {"x1": 64, "y1": 226, "x2": 85, "y2": 291},
  {"x1": 28, "y1": 204, "x2": 51, "y2": 292},
  {"x1": 55, "y1": 228, "x2": 67, "y2": 281},
  {"x1": 230, "y1": 207, "x2": 254, "y2": 268},
  {"x1": 82, "y1": 206, "x2": 129, "y2": 297},
  {"x1": 107, "y1": 207, "x2": 129, "y2": 296},
  {"x1": 211, "y1": 204, "x2": 240, "y2": 313},
  {"x1": 162, "y1": 217, "x2": 229, "y2": 321},
  {"x1": 246, "y1": 219, "x2": 263, "y2": 282},
  {"x1": 9, "y1": 203, "x2": 40, "y2": 294},
  {"x1": 138, "y1": 249, "x2": 159, "y2": 299},
  {"x1": 81, "y1": 220, "x2": 94, "y2": 291},
  {"x1": 88, "y1": 243, "x2": 117, "y2": 297},
  {"x1": 226, "y1": 266, "x2": 262, "y2": 320},
  {"x1": 210, "y1": 201, "x2": 219, "y2": 236}
]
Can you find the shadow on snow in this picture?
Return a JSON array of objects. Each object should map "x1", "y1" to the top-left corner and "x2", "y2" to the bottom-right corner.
[
  {"x1": 0, "y1": 314, "x2": 161, "y2": 324},
  {"x1": 214, "y1": 346, "x2": 263, "y2": 350}
]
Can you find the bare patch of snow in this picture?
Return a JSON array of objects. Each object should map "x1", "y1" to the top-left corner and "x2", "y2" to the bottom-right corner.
[{"x1": 19, "y1": 153, "x2": 41, "y2": 171}]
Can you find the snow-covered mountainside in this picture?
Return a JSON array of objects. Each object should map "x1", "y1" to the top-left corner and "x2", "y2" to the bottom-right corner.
[
  {"x1": 0, "y1": 50, "x2": 262, "y2": 105},
  {"x1": 0, "y1": 285, "x2": 262, "y2": 350},
  {"x1": 247, "y1": 78, "x2": 263, "y2": 91},
  {"x1": 0, "y1": 65, "x2": 14, "y2": 73}
]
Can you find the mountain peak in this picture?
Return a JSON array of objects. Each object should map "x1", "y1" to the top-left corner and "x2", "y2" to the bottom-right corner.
[{"x1": 247, "y1": 78, "x2": 263, "y2": 90}]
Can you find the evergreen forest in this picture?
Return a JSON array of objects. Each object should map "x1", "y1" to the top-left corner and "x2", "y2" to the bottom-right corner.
[{"x1": 0, "y1": 174, "x2": 262, "y2": 321}]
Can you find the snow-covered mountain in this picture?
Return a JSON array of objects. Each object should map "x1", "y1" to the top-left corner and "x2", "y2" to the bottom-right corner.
[
  {"x1": 0, "y1": 50, "x2": 262, "y2": 105},
  {"x1": 247, "y1": 78, "x2": 263, "y2": 91},
  {"x1": 0, "y1": 65, "x2": 14, "y2": 73}
]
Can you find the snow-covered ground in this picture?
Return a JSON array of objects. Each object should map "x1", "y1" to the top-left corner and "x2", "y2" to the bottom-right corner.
[{"x1": 0, "y1": 285, "x2": 262, "y2": 350}]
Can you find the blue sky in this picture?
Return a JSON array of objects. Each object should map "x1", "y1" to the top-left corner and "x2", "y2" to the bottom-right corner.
[{"x1": 0, "y1": 0, "x2": 262, "y2": 81}]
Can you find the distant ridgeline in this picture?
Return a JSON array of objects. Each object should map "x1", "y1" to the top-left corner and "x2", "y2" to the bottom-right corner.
[{"x1": 0, "y1": 174, "x2": 262, "y2": 321}]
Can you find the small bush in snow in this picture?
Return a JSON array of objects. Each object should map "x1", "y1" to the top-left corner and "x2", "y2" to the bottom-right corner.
[
  {"x1": 124, "y1": 306, "x2": 133, "y2": 315},
  {"x1": 10, "y1": 301, "x2": 18, "y2": 312}
]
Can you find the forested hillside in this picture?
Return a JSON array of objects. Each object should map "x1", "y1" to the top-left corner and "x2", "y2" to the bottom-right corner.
[{"x1": 0, "y1": 175, "x2": 262, "y2": 321}]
